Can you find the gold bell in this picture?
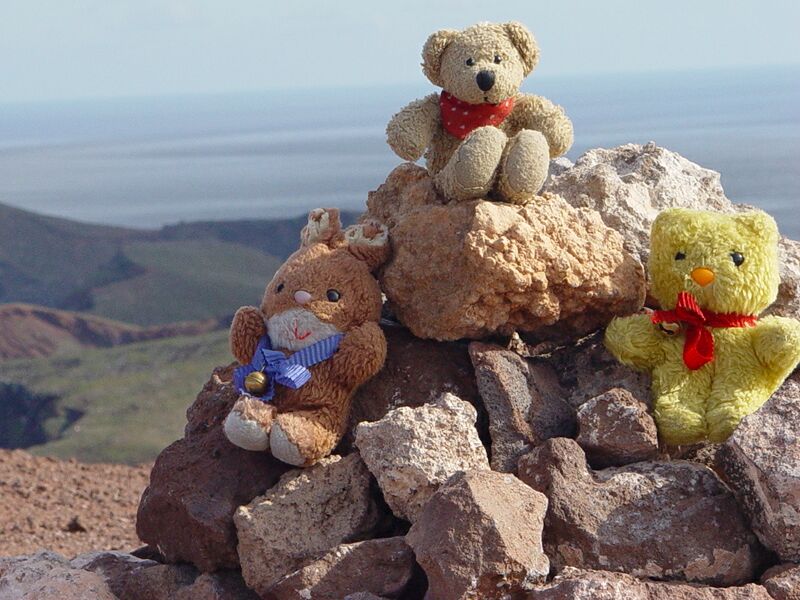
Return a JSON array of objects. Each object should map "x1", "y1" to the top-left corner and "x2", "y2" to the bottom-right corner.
[{"x1": 244, "y1": 371, "x2": 268, "y2": 396}]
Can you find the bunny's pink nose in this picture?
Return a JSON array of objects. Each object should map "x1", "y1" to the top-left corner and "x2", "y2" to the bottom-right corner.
[{"x1": 294, "y1": 290, "x2": 312, "y2": 305}]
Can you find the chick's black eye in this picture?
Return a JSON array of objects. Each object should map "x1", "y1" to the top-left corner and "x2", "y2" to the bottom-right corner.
[
  {"x1": 465, "y1": 58, "x2": 474, "y2": 66},
  {"x1": 326, "y1": 289, "x2": 341, "y2": 302},
  {"x1": 674, "y1": 252, "x2": 686, "y2": 261},
  {"x1": 275, "y1": 283, "x2": 285, "y2": 292},
  {"x1": 731, "y1": 252, "x2": 745, "y2": 267},
  {"x1": 494, "y1": 55, "x2": 502, "y2": 64}
]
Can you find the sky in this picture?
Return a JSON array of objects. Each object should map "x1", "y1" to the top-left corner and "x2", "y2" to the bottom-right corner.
[{"x1": 0, "y1": 0, "x2": 799, "y2": 104}]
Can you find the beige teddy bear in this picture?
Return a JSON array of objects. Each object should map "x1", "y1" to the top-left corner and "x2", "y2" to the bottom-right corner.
[
  {"x1": 223, "y1": 208, "x2": 389, "y2": 466},
  {"x1": 386, "y1": 21, "x2": 574, "y2": 204}
]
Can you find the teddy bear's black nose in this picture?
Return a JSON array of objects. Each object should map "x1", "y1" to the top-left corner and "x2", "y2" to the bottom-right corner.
[{"x1": 476, "y1": 70, "x2": 495, "y2": 92}]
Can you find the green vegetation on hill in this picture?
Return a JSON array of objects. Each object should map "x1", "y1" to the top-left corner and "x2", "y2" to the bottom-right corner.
[{"x1": 0, "y1": 331, "x2": 230, "y2": 464}]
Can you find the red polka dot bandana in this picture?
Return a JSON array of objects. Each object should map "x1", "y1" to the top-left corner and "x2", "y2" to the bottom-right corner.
[{"x1": 439, "y1": 91, "x2": 515, "y2": 140}]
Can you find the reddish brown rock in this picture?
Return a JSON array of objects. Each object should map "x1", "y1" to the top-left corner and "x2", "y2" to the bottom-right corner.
[
  {"x1": 269, "y1": 537, "x2": 415, "y2": 600},
  {"x1": 527, "y1": 567, "x2": 772, "y2": 599},
  {"x1": 136, "y1": 367, "x2": 290, "y2": 572},
  {"x1": 469, "y1": 342, "x2": 575, "y2": 472},
  {"x1": 407, "y1": 470, "x2": 549, "y2": 600},
  {"x1": 718, "y1": 373, "x2": 800, "y2": 562},
  {"x1": 761, "y1": 563, "x2": 800, "y2": 600},
  {"x1": 575, "y1": 388, "x2": 659, "y2": 468},
  {"x1": 364, "y1": 163, "x2": 645, "y2": 342},
  {"x1": 234, "y1": 454, "x2": 383, "y2": 597},
  {"x1": 518, "y1": 438, "x2": 764, "y2": 586}
]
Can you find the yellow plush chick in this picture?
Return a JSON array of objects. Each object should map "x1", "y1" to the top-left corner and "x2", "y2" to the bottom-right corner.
[{"x1": 605, "y1": 208, "x2": 800, "y2": 444}]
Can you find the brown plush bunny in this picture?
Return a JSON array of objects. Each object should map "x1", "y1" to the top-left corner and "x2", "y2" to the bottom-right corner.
[{"x1": 223, "y1": 208, "x2": 389, "y2": 466}]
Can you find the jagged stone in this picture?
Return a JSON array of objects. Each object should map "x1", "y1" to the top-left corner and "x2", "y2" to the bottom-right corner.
[
  {"x1": 354, "y1": 393, "x2": 489, "y2": 523},
  {"x1": 269, "y1": 537, "x2": 415, "y2": 600},
  {"x1": 407, "y1": 470, "x2": 549, "y2": 600},
  {"x1": 527, "y1": 567, "x2": 772, "y2": 599},
  {"x1": 469, "y1": 341, "x2": 575, "y2": 472},
  {"x1": 364, "y1": 163, "x2": 645, "y2": 341},
  {"x1": 234, "y1": 453, "x2": 382, "y2": 597},
  {"x1": 761, "y1": 563, "x2": 800, "y2": 600},
  {"x1": 575, "y1": 388, "x2": 659, "y2": 468},
  {"x1": 0, "y1": 551, "x2": 116, "y2": 600},
  {"x1": 718, "y1": 372, "x2": 800, "y2": 561},
  {"x1": 518, "y1": 438, "x2": 765, "y2": 586}
]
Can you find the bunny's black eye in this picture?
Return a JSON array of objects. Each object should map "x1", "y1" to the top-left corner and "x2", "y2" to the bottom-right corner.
[
  {"x1": 326, "y1": 289, "x2": 341, "y2": 302},
  {"x1": 731, "y1": 252, "x2": 745, "y2": 267},
  {"x1": 674, "y1": 252, "x2": 686, "y2": 261},
  {"x1": 494, "y1": 55, "x2": 502, "y2": 64},
  {"x1": 275, "y1": 283, "x2": 285, "y2": 292},
  {"x1": 465, "y1": 58, "x2": 474, "y2": 66}
]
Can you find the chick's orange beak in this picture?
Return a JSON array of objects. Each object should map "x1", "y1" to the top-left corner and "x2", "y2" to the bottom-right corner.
[{"x1": 691, "y1": 267, "x2": 715, "y2": 287}]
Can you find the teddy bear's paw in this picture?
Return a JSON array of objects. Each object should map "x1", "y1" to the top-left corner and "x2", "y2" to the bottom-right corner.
[
  {"x1": 223, "y1": 397, "x2": 274, "y2": 451},
  {"x1": 435, "y1": 126, "x2": 507, "y2": 201},
  {"x1": 497, "y1": 129, "x2": 550, "y2": 203},
  {"x1": 654, "y1": 403, "x2": 708, "y2": 446},
  {"x1": 269, "y1": 422, "x2": 307, "y2": 466}
]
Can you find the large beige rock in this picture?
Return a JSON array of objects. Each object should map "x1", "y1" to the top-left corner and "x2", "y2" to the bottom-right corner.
[
  {"x1": 718, "y1": 372, "x2": 800, "y2": 562},
  {"x1": 269, "y1": 537, "x2": 415, "y2": 600},
  {"x1": 354, "y1": 393, "x2": 489, "y2": 523},
  {"x1": 528, "y1": 567, "x2": 772, "y2": 599},
  {"x1": 364, "y1": 163, "x2": 645, "y2": 341},
  {"x1": 518, "y1": 438, "x2": 765, "y2": 586},
  {"x1": 234, "y1": 453, "x2": 382, "y2": 597},
  {"x1": 544, "y1": 142, "x2": 800, "y2": 319},
  {"x1": 407, "y1": 470, "x2": 549, "y2": 600}
]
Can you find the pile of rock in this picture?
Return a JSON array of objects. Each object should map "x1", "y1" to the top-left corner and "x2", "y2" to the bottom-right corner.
[{"x1": 4, "y1": 145, "x2": 799, "y2": 600}]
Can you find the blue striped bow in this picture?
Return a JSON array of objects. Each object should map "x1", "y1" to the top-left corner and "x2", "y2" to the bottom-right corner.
[{"x1": 233, "y1": 334, "x2": 344, "y2": 402}]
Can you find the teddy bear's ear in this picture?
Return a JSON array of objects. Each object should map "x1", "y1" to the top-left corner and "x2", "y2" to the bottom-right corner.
[
  {"x1": 735, "y1": 211, "x2": 780, "y2": 244},
  {"x1": 422, "y1": 28, "x2": 458, "y2": 87},
  {"x1": 300, "y1": 208, "x2": 343, "y2": 249},
  {"x1": 503, "y1": 22, "x2": 539, "y2": 76},
  {"x1": 342, "y1": 219, "x2": 390, "y2": 272}
]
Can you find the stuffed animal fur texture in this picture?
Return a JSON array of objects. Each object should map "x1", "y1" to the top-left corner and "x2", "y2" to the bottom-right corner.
[
  {"x1": 605, "y1": 208, "x2": 800, "y2": 444},
  {"x1": 386, "y1": 21, "x2": 573, "y2": 204},
  {"x1": 224, "y1": 209, "x2": 389, "y2": 466}
]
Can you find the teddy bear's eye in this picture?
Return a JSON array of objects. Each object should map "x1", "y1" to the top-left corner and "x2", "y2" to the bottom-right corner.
[
  {"x1": 275, "y1": 282, "x2": 285, "y2": 292},
  {"x1": 674, "y1": 252, "x2": 686, "y2": 261},
  {"x1": 465, "y1": 58, "x2": 475, "y2": 66},
  {"x1": 494, "y1": 55, "x2": 502, "y2": 64},
  {"x1": 731, "y1": 252, "x2": 745, "y2": 267},
  {"x1": 326, "y1": 289, "x2": 341, "y2": 302}
]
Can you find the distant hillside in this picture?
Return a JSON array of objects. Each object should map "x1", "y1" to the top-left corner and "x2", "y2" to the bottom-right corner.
[
  {"x1": 0, "y1": 303, "x2": 224, "y2": 361},
  {"x1": 0, "y1": 330, "x2": 230, "y2": 464},
  {"x1": 0, "y1": 202, "x2": 355, "y2": 325}
]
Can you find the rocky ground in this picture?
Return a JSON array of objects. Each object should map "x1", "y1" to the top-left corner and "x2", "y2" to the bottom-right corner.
[
  {"x1": 0, "y1": 450, "x2": 149, "y2": 557},
  {"x1": 2, "y1": 144, "x2": 799, "y2": 599}
]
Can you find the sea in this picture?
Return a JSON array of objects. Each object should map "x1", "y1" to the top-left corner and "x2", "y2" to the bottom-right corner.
[{"x1": 0, "y1": 66, "x2": 797, "y2": 237}]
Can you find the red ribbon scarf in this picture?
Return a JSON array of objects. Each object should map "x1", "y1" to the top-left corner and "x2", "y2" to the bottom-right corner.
[
  {"x1": 440, "y1": 91, "x2": 515, "y2": 139},
  {"x1": 651, "y1": 291, "x2": 758, "y2": 370}
]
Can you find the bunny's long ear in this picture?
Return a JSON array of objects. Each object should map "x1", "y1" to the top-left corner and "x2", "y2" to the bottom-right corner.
[
  {"x1": 300, "y1": 208, "x2": 343, "y2": 248},
  {"x1": 343, "y1": 219, "x2": 390, "y2": 272}
]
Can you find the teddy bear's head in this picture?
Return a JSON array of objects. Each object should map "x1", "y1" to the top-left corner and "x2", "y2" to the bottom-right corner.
[
  {"x1": 260, "y1": 208, "x2": 389, "y2": 351},
  {"x1": 649, "y1": 208, "x2": 780, "y2": 315},
  {"x1": 422, "y1": 21, "x2": 539, "y2": 105}
]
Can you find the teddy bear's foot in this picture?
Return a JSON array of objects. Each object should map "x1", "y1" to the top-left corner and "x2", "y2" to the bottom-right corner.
[
  {"x1": 223, "y1": 396, "x2": 276, "y2": 451},
  {"x1": 434, "y1": 126, "x2": 507, "y2": 201},
  {"x1": 496, "y1": 129, "x2": 550, "y2": 204},
  {"x1": 270, "y1": 411, "x2": 341, "y2": 467}
]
